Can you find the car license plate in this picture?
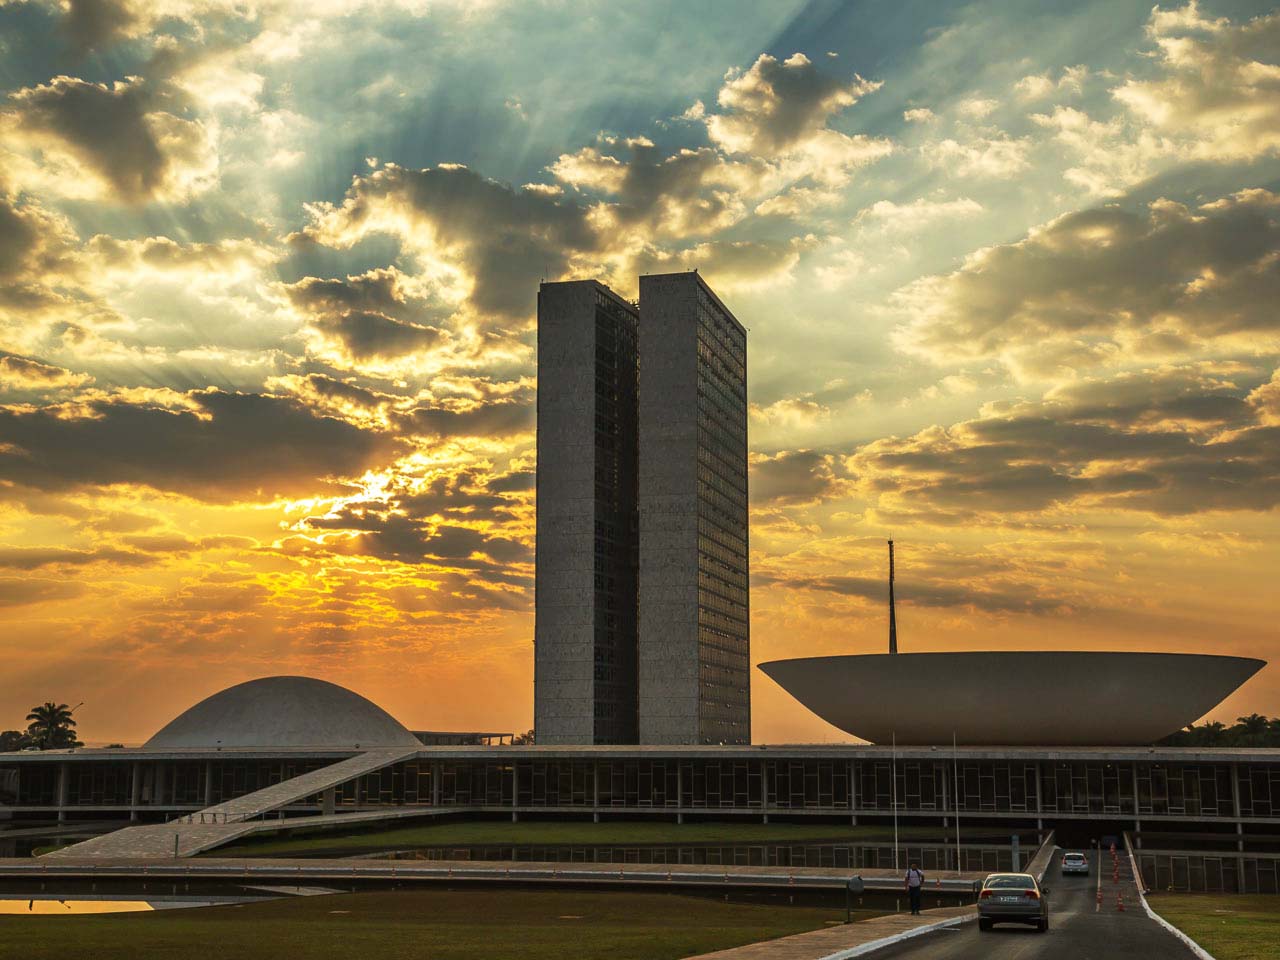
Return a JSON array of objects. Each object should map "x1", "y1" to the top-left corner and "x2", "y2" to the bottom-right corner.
[{"x1": 999, "y1": 895, "x2": 1021, "y2": 902}]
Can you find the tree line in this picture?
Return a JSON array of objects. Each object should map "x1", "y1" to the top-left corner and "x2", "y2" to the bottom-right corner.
[
  {"x1": 0, "y1": 702, "x2": 83, "y2": 751},
  {"x1": 1157, "y1": 714, "x2": 1280, "y2": 748}
]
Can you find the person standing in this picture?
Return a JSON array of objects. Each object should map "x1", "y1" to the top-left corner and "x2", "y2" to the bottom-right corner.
[{"x1": 904, "y1": 861, "x2": 925, "y2": 915}]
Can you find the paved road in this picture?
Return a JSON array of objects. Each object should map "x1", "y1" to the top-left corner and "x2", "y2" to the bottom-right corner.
[{"x1": 868, "y1": 850, "x2": 1196, "y2": 960}]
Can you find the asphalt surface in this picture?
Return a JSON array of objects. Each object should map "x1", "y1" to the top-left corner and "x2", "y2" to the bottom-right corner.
[{"x1": 868, "y1": 850, "x2": 1197, "y2": 960}]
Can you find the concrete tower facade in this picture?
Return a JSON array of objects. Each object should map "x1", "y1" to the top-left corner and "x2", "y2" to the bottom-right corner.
[
  {"x1": 534, "y1": 280, "x2": 639, "y2": 744},
  {"x1": 637, "y1": 272, "x2": 750, "y2": 745}
]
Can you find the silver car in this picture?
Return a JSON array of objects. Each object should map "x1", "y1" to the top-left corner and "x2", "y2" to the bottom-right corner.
[
  {"x1": 978, "y1": 872, "x2": 1050, "y2": 932},
  {"x1": 1061, "y1": 851, "x2": 1089, "y2": 875}
]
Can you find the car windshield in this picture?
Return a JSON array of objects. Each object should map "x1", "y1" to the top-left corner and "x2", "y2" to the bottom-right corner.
[{"x1": 985, "y1": 875, "x2": 1035, "y2": 889}]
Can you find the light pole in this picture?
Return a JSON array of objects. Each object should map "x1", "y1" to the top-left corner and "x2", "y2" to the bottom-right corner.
[
  {"x1": 892, "y1": 731, "x2": 899, "y2": 871},
  {"x1": 953, "y1": 732, "x2": 961, "y2": 874}
]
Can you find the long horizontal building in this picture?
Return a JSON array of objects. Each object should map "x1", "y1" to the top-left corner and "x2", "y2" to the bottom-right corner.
[
  {"x1": 6, "y1": 741, "x2": 1280, "y2": 828},
  {"x1": 4, "y1": 676, "x2": 1277, "y2": 882}
]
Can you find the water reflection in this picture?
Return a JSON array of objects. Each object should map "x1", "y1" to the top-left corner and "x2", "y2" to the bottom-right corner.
[{"x1": 0, "y1": 896, "x2": 236, "y2": 915}]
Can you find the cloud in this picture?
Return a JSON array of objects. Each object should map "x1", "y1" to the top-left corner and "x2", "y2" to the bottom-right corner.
[
  {"x1": 298, "y1": 163, "x2": 597, "y2": 320},
  {"x1": 1015, "y1": 66, "x2": 1089, "y2": 101},
  {"x1": 924, "y1": 136, "x2": 1031, "y2": 178},
  {"x1": 285, "y1": 268, "x2": 449, "y2": 362},
  {"x1": 0, "y1": 190, "x2": 81, "y2": 307},
  {"x1": 551, "y1": 142, "x2": 756, "y2": 239},
  {"x1": 758, "y1": 571, "x2": 1068, "y2": 616},
  {"x1": 853, "y1": 196, "x2": 983, "y2": 233},
  {"x1": 0, "y1": 353, "x2": 92, "y2": 391},
  {"x1": 751, "y1": 450, "x2": 846, "y2": 505},
  {"x1": 1247, "y1": 368, "x2": 1280, "y2": 425},
  {"x1": 0, "y1": 388, "x2": 402, "y2": 501},
  {"x1": 1029, "y1": 107, "x2": 1178, "y2": 196},
  {"x1": 0, "y1": 545, "x2": 151, "y2": 569},
  {"x1": 1114, "y1": 1, "x2": 1280, "y2": 162},
  {"x1": 706, "y1": 52, "x2": 881, "y2": 153},
  {"x1": 849, "y1": 364, "x2": 1280, "y2": 519},
  {"x1": 704, "y1": 52, "x2": 892, "y2": 186},
  {"x1": 750, "y1": 395, "x2": 830, "y2": 428},
  {"x1": 0, "y1": 577, "x2": 87, "y2": 607},
  {"x1": 60, "y1": 0, "x2": 139, "y2": 53},
  {"x1": 903, "y1": 107, "x2": 936, "y2": 123},
  {"x1": 895, "y1": 188, "x2": 1280, "y2": 376},
  {"x1": 312, "y1": 311, "x2": 443, "y2": 361},
  {"x1": 396, "y1": 397, "x2": 533, "y2": 440},
  {"x1": 955, "y1": 97, "x2": 997, "y2": 119},
  {"x1": 2, "y1": 76, "x2": 217, "y2": 202}
]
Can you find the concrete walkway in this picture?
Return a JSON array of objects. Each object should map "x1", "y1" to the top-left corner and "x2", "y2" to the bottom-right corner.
[
  {"x1": 687, "y1": 906, "x2": 976, "y2": 959},
  {"x1": 43, "y1": 748, "x2": 418, "y2": 859}
]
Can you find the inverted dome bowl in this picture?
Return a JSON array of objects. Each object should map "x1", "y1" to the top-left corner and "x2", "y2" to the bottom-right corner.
[{"x1": 758, "y1": 652, "x2": 1265, "y2": 746}]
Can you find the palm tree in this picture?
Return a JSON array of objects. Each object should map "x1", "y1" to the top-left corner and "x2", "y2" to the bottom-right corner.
[
  {"x1": 25, "y1": 702, "x2": 81, "y2": 750},
  {"x1": 1199, "y1": 721, "x2": 1226, "y2": 746}
]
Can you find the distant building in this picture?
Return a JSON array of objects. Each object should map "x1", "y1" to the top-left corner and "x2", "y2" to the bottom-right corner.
[
  {"x1": 534, "y1": 280, "x2": 640, "y2": 744},
  {"x1": 638, "y1": 272, "x2": 750, "y2": 745}
]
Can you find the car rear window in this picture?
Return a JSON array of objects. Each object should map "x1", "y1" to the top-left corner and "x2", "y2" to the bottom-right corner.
[
  {"x1": 1065, "y1": 854, "x2": 1085, "y2": 861},
  {"x1": 985, "y1": 875, "x2": 1035, "y2": 889}
]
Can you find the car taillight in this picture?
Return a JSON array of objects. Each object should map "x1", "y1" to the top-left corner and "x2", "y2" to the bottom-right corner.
[
  {"x1": 979, "y1": 890, "x2": 992, "y2": 898},
  {"x1": 1024, "y1": 890, "x2": 1040, "y2": 899}
]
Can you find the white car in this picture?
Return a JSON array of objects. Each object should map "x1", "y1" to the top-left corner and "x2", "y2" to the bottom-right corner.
[{"x1": 1061, "y1": 851, "x2": 1089, "y2": 875}]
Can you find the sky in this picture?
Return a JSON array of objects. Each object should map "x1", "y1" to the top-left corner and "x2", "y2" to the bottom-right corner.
[{"x1": 0, "y1": 0, "x2": 1277, "y2": 745}]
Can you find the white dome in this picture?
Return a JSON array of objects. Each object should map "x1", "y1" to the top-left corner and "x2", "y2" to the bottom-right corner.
[{"x1": 145, "y1": 676, "x2": 421, "y2": 749}]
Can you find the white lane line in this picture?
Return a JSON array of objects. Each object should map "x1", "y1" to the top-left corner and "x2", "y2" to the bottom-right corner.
[{"x1": 1095, "y1": 860, "x2": 1102, "y2": 913}]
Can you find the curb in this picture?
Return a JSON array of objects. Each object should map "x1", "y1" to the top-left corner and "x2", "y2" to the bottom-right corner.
[
  {"x1": 1124, "y1": 833, "x2": 1216, "y2": 960},
  {"x1": 817, "y1": 910, "x2": 977, "y2": 960},
  {"x1": 1135, "y1": 897, "x2": 1216, "y2": 960}
]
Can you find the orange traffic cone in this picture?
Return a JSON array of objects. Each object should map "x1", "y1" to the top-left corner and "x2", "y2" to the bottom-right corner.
[{"x1": 1116, "y1": 894, "x2": 1125, "y2": 912}]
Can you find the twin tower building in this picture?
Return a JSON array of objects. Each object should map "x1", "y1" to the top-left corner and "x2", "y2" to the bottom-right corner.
[{"x1": 535, "y1": 272, "x2": 751, "y2": 745}]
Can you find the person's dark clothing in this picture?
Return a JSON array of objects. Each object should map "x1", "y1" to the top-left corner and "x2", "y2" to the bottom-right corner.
[{"x1": 905, "y1": 868, "x2": 925, "y2": 914}]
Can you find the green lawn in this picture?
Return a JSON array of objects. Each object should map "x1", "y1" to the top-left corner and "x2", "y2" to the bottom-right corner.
[
  {"x1": 0, "y1": 887, "x2": 865, "y2": 960},
  {"x1": 1149, "y1": 894, "x2": 1280, "y2": 960},
  {"x1": 210, "y1": 819, "x2": 1014, "y2": 858}
]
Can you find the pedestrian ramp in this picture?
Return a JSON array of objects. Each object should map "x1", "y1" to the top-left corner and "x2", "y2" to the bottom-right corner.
[{"x1": 42, "y1": 747, "x2": 418, "y2": 859}]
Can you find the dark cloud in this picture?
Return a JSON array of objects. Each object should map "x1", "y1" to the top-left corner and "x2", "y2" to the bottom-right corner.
[
  {"x1": 285, "y1": 269, "x2": 406, "y2": 316},
  {"x1": 707, "y1": 52, "x2": 881, "y2": 155},
  {"x1": 0, "y1": 388, "x2": 402, "y2": 501},
  {"x1": 751, "y1": 450, "x2": 845, "y2": 505},
  {"x1": 551, "y1": 142, "x2": 751, "y2": 239},
  {"x1": 300, "y1": 164, "x2": 598, "y2": 319},
  {"x1": 755, "y1": 571, "x2": 1068, "y2": 616},
  {"x1": 852, "y1": 366, "x2": 1280, "y2": 518},
  {"x1": 899, "y1": 189, "x2": 1280, "y2": 373},
  {"x1": 0, "y1": 353, "x2": 90, "y2": 390},
  {"x1": 352, "y1": 518, "x2": 529, "y2": 566},
  {"x1": 0, "y1": 192, "x2": 80, "y2": 310},
  {"x1": 0, "y1": 546, "x2": 149, "y2": 569},
  {"x1": 5, "y1": 75, "x2": 211, "y2": 203},
  {"x1": 0, "y1": 576, "x2": 87, "y2": 607},
  {"x1": 396, "y1": 398, "x2": 533, "y2": 439},
  {"x1": 312, "y1": 311, "x2": 444, "y2": 360},
  {"x1": 486, "y1": 469, "x2": 534, "y2": 493},
  {"x1": 61, "y1": 0, "x2": 137, "y2": 54}
]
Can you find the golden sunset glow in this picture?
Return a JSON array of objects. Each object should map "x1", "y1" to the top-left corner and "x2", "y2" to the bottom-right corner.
[{"x1": 0, "y1": 0, "x2": 1277, "y2": 744}]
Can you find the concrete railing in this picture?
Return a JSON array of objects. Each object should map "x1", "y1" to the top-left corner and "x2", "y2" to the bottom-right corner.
[
  {"x1": 1025, "y1": 829, "x2": 1057, "y2": 882},
  {"x1": 0, "y1": 858, "x2": 987, "y2": 894}
]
